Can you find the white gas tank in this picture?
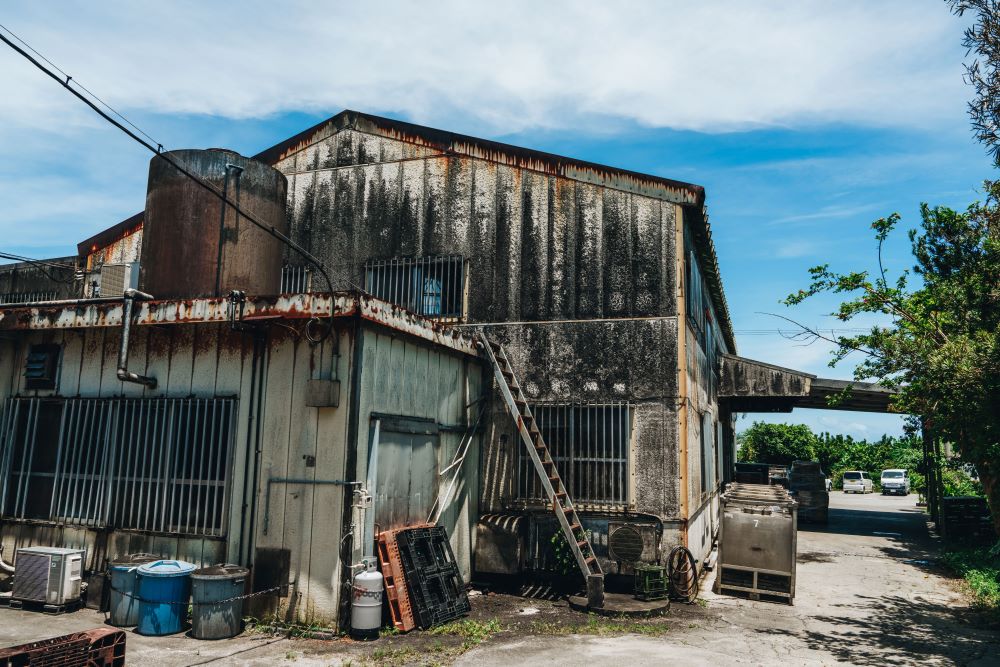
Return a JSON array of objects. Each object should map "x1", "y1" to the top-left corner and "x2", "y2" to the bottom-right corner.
[{"x1": 351, "y1": 558, "x2": 384, "y2": 641}]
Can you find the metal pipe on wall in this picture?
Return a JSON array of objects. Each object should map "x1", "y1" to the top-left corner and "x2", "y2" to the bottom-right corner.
[{"x1": 117, "y1": 288, "x2": 156, "y2": 388}]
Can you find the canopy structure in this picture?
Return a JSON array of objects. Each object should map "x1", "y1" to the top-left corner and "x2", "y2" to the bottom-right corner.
[{"x1": 719, "y1": 354, "x2": 895, "y2": 413}]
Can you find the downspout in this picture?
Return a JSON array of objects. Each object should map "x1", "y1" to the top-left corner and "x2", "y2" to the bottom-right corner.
[
  {"x1": 0, "y1": 545, "x2": 14, "y2": 575},
  {"x1": 117, "y1": 288, "x2": 156, "y2": 389}
]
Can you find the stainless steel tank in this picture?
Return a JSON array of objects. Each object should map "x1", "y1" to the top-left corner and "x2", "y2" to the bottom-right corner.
[
  {"x1": 715, "y1": 482, "x2": 798, "y2": 604},
  {"x1": 139, "y1": 148, "x2": 288, "y2": 299}
]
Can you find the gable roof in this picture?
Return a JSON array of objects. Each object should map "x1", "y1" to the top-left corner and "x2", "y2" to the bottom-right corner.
[{"x1": 256, "y1": 110, "x2": 735, "y2": 353}]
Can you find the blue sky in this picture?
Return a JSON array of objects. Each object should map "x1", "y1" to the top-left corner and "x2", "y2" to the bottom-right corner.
[{"x1": 0, "y1": 1, "x2": 992, "y2": 439}]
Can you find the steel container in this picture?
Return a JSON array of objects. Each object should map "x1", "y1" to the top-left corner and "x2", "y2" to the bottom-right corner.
[
  {"x1": 190, "y1": 564, "x2": 248, "y2": 640},
  {"x1": 715, "y1": 483, "x2": 797, "y2": 604},
  {"x1": 108, "y1": 553, "x2": 158, "y2": 626},
  {"x1": 140, "y1": 148, "x2": 288, "y2": 299}
]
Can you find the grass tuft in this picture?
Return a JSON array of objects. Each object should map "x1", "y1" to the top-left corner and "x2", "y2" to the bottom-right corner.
[{"x1": 941, "y1": 542, "x2": 1000, "y2": 616}]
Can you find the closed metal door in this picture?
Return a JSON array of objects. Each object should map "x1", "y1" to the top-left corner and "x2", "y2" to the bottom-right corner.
[{"x1": 374, "y1": 424, "x2": 438, "y2": 530}]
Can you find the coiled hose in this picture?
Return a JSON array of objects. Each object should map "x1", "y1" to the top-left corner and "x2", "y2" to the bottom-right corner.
[{"x1": 667, "y1": 545, "x2": 698, "y2": 603}]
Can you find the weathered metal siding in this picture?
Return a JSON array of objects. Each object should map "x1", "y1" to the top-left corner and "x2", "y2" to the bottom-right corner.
[
  {"x1": 276, "y1": 130, "x2": 679, "y2": 323},
  {"x1": 0, "y1": 258, "x2": 79, "y2": 302},
  {"x1": 353, "y1": 326, "x2": 484, "y2": 582},
  {"x1": 85, "y1": 226, "x2": 142, "y2": 270},
  {"x1": 0, "y1": 321, "x2": 353, "y2": 625},
  {"x1": 0, "y1": 324, "x2": 254, "y2": 573}
]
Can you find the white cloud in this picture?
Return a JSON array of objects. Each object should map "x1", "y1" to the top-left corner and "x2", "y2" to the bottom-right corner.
[{"x1": 0, "y1": 0, "x2": 970, "y2": 135}]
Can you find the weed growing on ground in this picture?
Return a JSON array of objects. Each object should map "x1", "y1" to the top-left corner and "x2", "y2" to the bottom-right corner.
[
  {"x1": 429, "y1": 618, "x2": 504, "y2": 643},
  {"x1": 942, "y1": 543, "x2": 1000, "y2": 616},
  {"x1": 530, "y1": 613, "x2": 668, "y2": 637}
]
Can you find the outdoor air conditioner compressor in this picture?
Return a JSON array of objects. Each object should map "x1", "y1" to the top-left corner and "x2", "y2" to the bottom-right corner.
[{"x1": 11, "y1": 546, "x2": 85, "y2": 606}]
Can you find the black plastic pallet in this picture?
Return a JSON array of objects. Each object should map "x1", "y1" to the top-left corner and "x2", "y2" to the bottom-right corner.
[{"x1": 395, "y1": 526, "x2": 470, "y2": 628}]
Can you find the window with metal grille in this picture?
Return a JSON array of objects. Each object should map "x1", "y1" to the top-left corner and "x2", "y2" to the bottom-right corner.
[
  {"x1": 515, "y1": 403, "x2": 632, "y2": 507},
  {"x1": 0, "y1": 397, "x2": 236, "y2": 537},
  {"x1": 364, "y1": 256, "x2": 465, "y2": 319},
  {"x1": 280, "y1": 264, "x2": 312, "y2": 293}
]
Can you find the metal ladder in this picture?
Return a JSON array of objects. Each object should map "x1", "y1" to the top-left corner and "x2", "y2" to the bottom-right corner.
[{"x1": 476, "y1": 331, "x2": 603, "y2": 582}]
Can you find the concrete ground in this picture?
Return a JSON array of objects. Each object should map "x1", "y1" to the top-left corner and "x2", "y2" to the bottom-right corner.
[
  {"x1": 459, "y1": 492, "x2": 1000, "y2": 666},
  {"x1": 1, "y1": 491, "x2": 997, "y2": 665}
]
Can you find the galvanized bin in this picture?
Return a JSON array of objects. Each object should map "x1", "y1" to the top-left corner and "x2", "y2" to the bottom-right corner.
[
  {"x1": 108, "y1": 554, "x2": 158, "y2": 627},
  {"x1": 715, "y1": 483, "x2": 797, "y2": 604},
  {"x1": 190, "y1": 565, "x2": 248, "y2": 640}
]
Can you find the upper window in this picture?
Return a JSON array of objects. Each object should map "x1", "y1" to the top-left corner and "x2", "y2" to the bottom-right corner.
[{"x1": 365, "y1": 255, "x2": 465, "y2": 320}]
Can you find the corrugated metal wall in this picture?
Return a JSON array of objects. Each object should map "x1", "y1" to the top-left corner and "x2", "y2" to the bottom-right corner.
[
  {"x1": 352, "y1": 327, "x2": 484, "y2": 581},
  {"x1": 276, "y1": 129, "x2": 679, "y2": 324}
]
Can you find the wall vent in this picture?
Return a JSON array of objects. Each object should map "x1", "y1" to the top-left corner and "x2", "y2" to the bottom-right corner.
[{"x1": 608, "y1": 525, "x2": 644, "y2": 563}]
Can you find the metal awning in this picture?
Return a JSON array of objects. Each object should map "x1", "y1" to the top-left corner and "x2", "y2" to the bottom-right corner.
[{"x1": 719, "y1": 354, "x2": 895, "y2": 413}]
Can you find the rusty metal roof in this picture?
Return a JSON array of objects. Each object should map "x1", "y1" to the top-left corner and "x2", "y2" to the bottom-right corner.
[
  {"x1": 77, "y1": 212, "x2": 143, "y2": 257},
  {"x1": 254, "y1": 110, "x2": 735, "y2": 352},
  {"x1": 0, "y1": 292, "x2": 479, "y2": 358}
]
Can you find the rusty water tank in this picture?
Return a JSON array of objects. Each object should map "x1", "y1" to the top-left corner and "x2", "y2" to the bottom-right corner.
[{"x1": 139, "y1": 148, "x2": 288, "y2": 299}]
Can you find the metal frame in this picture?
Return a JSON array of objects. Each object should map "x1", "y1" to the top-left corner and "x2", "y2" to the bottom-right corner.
[
  {"x1": 0, "y1": 396, "x2": 237, "y2": 537},
  {"x1": 0, "y1": 291, "x2": 58, "y2": 305},
  {"x1": 515, "y1": 402, "x2": 632, "y2": 508},
  {"x1": 280, "y1": 264, "x2": 312, "y2": 293},
  {"x1": 364, "y1": 255, "x2": 465, "y2": 320}
]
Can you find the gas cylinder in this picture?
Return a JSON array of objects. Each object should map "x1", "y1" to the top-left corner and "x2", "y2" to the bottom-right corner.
[{"x1": 350, "y1": 558, "x2": 384, "y2": 640}]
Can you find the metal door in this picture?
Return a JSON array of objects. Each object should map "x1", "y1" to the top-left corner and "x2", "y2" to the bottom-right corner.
[{"x1": 373, "y1": 417, "x2": 439, "y2": 530}]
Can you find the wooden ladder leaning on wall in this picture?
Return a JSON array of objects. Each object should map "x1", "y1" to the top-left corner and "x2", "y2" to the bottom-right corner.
[{"x1": 475, "y1": 330, "x2": 605, "y2": 604}]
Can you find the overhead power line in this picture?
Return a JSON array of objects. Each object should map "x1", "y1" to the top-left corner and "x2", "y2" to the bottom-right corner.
[{"x1": 0, "y1": 24, "x2": 335, "y2": 297}]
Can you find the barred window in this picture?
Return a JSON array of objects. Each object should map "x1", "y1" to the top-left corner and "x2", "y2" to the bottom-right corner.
[
  {"x1": 365, "y1": 256, "x2": 464, "y2": 319},
  {"x1": 516, "y1": 403, "x2": 632, "y2": 507},
  {"x1": 280, "y1": 264, "x2": 312, "y2": 293},
  {"x1": 0, "y1": 397, "x2": 236, "y2": 537}
]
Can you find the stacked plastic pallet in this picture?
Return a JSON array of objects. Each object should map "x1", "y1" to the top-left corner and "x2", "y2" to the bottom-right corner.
[
  {"x1": 788, "y1": 461, "x2": 829, "y2": 524},
  {"x1": 376, "y1": 523, "x2": 470, "y2": 632}
]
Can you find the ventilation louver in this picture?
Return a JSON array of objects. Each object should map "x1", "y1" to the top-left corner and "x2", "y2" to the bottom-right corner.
[{"x1": 608, "y1": 525, "x2": 645, "y2": 563}]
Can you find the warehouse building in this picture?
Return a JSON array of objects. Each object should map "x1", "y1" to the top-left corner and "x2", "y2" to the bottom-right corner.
[{"x1": 0, "y1": 110, "x2": 755, "y2": 625}]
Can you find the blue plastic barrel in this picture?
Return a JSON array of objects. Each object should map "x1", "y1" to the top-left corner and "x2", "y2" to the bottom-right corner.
[
  {"x1": 108, "y1": 554, "x2": 158, "y2": 626},
  {"x1": 135, "y1": 560, "x2": 196, "y2": 636}
]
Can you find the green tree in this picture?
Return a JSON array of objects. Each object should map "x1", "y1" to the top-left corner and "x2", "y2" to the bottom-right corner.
[
  {"x1": 736, "y1": 422, "x2": 817, "y2": 466},
  {"x1": 783, "y1": 189, "x2": 1000, "y2": 535}
]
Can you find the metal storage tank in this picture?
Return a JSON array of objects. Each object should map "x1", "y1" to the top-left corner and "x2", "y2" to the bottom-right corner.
[
  {"x1": 715, "y1": 483, "x2": 798, "y2": 604},
  {"x1": 139, "y1": 148, "x2": 288, "y2": 299}
]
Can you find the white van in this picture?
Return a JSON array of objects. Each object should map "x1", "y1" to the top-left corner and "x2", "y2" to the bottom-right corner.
[
  {"x1": 842, "y1": 470, "x2": 873, "y2": 493},
  {"x1": 880, "y1": 469, "x2": 910, "y2": 496}
]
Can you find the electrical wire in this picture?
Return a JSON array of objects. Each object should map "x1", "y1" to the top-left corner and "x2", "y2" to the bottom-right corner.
[
  {"x1": 0, "y1": 22, "x2": 160, "y2": 149},
  {"x1": 0, "y1": 25, "x2": 335, "y2": 299},
  {"x1": 0, "y1": 252, "x2": 77, "y2": 285}
]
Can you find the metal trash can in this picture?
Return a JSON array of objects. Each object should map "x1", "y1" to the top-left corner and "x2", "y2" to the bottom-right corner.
[
  {"x1": 108, "y1": 553, "x2": 158, "y2": 627},
  {"x1": 190, "y1": 565, "x2": 248, "y2": 640},
  {"x1": 135, "y1": 560, "x2": 196, "y2": 635},
  {"x1": 715, "y1": 483, "x2": 798, "y2": 604}
]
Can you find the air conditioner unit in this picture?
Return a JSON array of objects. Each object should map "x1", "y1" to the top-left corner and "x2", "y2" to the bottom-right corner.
[
  {"x1": 98, "y1": 262, "x2": 140, "y2": 297},
  {"x1": 12, "y1": 546, "x2": 85, "y2": 605}
]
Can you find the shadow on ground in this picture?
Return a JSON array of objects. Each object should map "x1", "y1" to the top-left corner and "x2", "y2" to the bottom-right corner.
[{"x1": 755, "y1": 593, "x2": 995, "y2": 666}]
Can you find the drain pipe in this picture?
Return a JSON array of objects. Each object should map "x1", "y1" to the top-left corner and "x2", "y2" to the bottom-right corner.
[
  {"x1": 0, "y1": 546, "x2": 13, "y2": 576},
  {"x1": 117, "y1": 288, "x2": 157, "y2": 389}
]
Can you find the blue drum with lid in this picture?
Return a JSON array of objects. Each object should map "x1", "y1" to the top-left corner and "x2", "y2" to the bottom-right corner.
[{"x1": 135, "y1": 559, "x2": 196, "y2": 636}]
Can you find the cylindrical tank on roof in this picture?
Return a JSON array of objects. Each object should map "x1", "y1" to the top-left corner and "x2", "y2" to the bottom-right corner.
[{"x1": 139, "y1": 148, "x2": 288, "y2": 299}]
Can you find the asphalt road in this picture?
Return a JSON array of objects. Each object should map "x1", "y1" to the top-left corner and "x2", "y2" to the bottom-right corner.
[{"x1": 458, "y1": 491, "x2": 1000, "y2": 666}]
